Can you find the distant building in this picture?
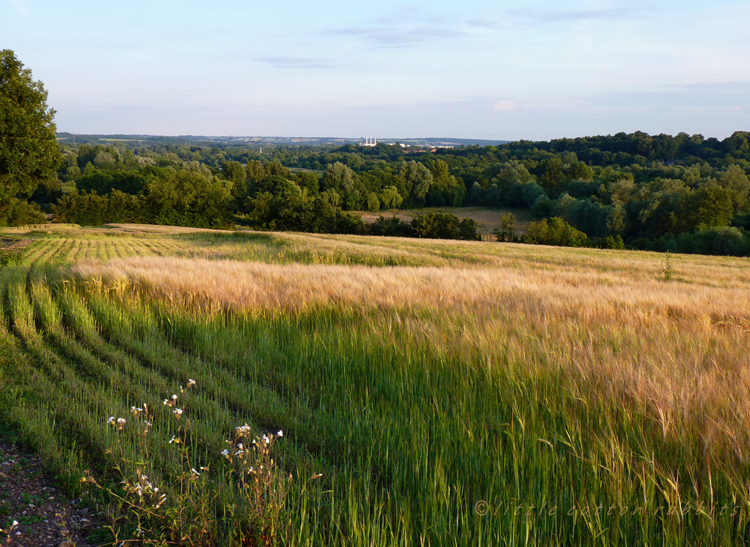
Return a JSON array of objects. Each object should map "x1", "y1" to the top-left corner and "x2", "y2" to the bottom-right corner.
[{"x1": 362, "y1": 137, "x2": 377, "y2": 147}]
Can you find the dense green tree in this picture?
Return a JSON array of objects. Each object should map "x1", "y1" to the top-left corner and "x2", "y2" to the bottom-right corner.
[
  {"x1": 719, "y1": 165, "x2": 750, "y2": 213},
  {"x1": 366, "y1": 192, "x2": 380, "y2": 212},
  {"x1": 293, "y1": 171, "x2": 320, "y2": 195},
  {"x1": 540, "y1": 157, "x2": 565, "y2": 196},
  {"x1": 322, "y1": 162, "x2": 356, "y2": 194},
  {"x1": 411, "y1": 212, "x2": 479, "y2": 240},
  {"x1": 222, "y1": 160, "x2": 247, "y2": 204},
  {"x1": 684, "y1": 184, "x2": 734, "y2": 229},
  {"x1": 469, "y1": 181, "x2": 485, "y2": 204},
  {"x1": 144, "y1": 168, "x2": 233, "y2": 228},
  {"x1": 426, "y1": 158, "x2": 465, "y2": 206},
  {"x1": 380, "y1": 186, "x2": 403, "y2": 209},
  {"x1": 0, "y1": 50, "x2": 61, "y2": 209},
  {"x1": 0, "y1": 197, "x2": 46, "y2": 226},
  {"x1": 565, "y1": 160, "x2": 593, "y2": 181},
  {"x1": 524, "y1": 217, "x2": 588, "y2": 247},
  {"x1": 493, "y1": 212, "x2": 518, "y2": 242},
  {"x1": 400, "y1": 161, "x2": 433, "y2": 206}
]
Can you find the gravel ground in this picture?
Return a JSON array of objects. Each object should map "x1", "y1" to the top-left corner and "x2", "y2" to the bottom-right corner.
[{"x1": 0, "y1": 443, "x2": 104, "y2": 547}]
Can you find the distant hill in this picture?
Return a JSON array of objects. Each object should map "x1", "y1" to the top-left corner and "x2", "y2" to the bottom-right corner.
[{"x1": 56, "y1": 133, "x2": 509, "y2": 147}]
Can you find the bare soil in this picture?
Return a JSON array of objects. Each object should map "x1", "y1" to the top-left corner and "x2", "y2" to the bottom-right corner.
[{"x1": 0, "y1": 443, "x2": 104, "y2": 547}]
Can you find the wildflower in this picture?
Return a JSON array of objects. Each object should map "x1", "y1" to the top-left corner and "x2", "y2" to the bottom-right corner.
[
  {"x1": 169, "y1": 435, "x2": 181, "y2": 444},
  {"x1": 191, "y1": 468, "x2": 200, "y2": 476},
  {"x1": 171, "y1": 394, "x2": 178, "y2": 401},
  {"x1": 155, "y1": 493, "x2": 167, "y2": 509},
  {"x1": 221, "y1": 449, "x2": 229, "y2": 457},
  {"x1": 12, "y1": 520, "x2": 19, "y2": 527},
  {"x1": 107, "y1": 416, "x2": 115, "y2": 425},
  {"x1": 262, "y1": 435, "x2": 270, "y2": 444},
  {"x1": 235, "y1": 423, "x2": 251, "y2": 435},
  {"x1": 173, "y1": 408, "x2": 183, "y2": 419},
  {"x1": 187, "y1": 378, "x2": 196, "y2": 388},
  {"x1": 117, "y1": 417, "x2": 126, "y2": 425},
  {"x1": 276, "y1": 430, "x2": 283, "y2": 437},
  {"x1": 163, "y1": 399, "x2": 171, "y2": 407}
]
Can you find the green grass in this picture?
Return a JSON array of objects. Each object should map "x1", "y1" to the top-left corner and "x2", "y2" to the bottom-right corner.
[{"x1": 0, "y1": 225, "x2": 749, "y2": 545}]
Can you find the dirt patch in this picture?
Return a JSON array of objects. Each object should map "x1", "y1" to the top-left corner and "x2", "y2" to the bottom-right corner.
[
  {"x1": 1, "y1": 239, "x2": 33, "y2": 265},
  {"x1": 0, "y1": 443, "x2": 104, "y2": 546},
  {"x1": 1, "y1": 238, "x2": 32, "y2": 249}
]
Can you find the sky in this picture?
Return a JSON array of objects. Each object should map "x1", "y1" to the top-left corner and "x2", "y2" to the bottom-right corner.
[{"x1": 2, "y1": 0, "x2": 749, "y2": 140}]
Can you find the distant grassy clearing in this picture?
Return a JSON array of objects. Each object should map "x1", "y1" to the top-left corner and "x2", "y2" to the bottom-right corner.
[{"x1": 354, "y1": 206, "x2": 533, "y2": 235}]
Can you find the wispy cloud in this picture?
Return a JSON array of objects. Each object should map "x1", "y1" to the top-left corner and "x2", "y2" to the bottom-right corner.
[
  {"x1": 256, "y1": 56, "x2": 336, "y2": 70},
  {"x1": 511, "y1": 6, "x2": 643, "y2": 23},
  {"x1": 466, "y1": 19, "x2": 508, "y2": 30},
  {"x1": 467, "y1": 4, "x2": 648, "y2": 31},
  {"x1": 328, "y1": 26, "x2": 463, "y2": 47}
]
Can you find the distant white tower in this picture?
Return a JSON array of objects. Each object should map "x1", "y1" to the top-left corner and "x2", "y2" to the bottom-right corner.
[{"x1": 362, "y1": 137, "x2": 377, "y2": 147}]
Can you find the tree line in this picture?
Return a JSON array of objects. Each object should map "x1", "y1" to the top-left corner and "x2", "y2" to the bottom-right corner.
[{"x1": 41, "y1": 135, "x2": 750, "y2": 254}]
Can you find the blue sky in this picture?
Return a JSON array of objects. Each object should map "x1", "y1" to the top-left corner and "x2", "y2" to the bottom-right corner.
[{"x1": 3, "y1": 0, "x2": 749, "y2": 140}]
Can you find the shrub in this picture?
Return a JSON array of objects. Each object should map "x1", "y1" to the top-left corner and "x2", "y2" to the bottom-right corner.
[{"x1": 523, "y1": 217, "x2": 589, "y2": 247}]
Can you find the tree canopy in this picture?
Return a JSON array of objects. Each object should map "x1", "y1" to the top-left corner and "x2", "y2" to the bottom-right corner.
[{"x1": 0, "y1": 50, "x2": 60, "y2": 208}]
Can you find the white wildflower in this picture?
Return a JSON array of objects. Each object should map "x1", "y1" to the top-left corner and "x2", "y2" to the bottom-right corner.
[
  {"x1": 173, "y1": 408, "x2": 183, "y2": 419},
  {"x1": 107, "y1": 416, "x2": 115, "y2": 425},
  {"x1": 235, "y1": 423, "x2": 251, "y2": 435},
  {"x1": 187, "y1": 378, "x2": 196, "y2": 388},
  {"x1": 276, "y1": 430, "x2": 283, "y2": 437}
]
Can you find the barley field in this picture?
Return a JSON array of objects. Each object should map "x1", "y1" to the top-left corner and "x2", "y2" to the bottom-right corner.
[{"x1": 1, "y1": 224, "x2": 750, "y2": 546}]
